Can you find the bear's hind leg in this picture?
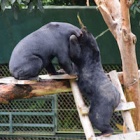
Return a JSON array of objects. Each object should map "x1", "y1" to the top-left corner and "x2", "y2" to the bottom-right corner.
[
  {"x1": 14, "y1": 55, "x2": 43, "y2": 80},
  {"x1": 45, "y1": 62, "x2": 58, "y2": 75},
  {"x1": 89, "y1": 102, "x2": 114, "y2": 136}
]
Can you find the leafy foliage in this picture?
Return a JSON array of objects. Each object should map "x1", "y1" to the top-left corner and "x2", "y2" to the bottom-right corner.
[
  {"x1": 0, "y1": 0, "x2": 95, "y2": 12},
  {"x1": 0, "y1": 0, "x2": 139, "y2": 18},
  {"x1": 130, "y1": 0, "x2": 140, "y2": 17},
  {"x1": 0, "y1": 0, "x2": 94, "y2": 19},
  {"x1": 0, "y1": 0, "x2": 44, "y2": 13}
]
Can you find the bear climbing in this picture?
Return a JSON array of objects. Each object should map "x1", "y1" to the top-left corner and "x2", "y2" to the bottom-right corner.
[
  {"x1": 9, "y1": 22, "x2": 82, "y2": 80},
  {"x1": 69, "y1": 28, "x2": 120, "y2": 136}
]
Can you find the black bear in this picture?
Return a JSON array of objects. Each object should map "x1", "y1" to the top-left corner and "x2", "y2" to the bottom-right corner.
[
  {"x1": 69, "y1": 28, "x2": 120, "y2": 136},
  {"x1": 9, "y1": 22, "x2": 82, "y2": 80}
]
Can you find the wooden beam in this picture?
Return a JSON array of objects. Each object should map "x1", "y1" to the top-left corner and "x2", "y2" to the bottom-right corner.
[
  {"x1": 115, "y1": 102, "x2": 135, "y2": 112},
  {"x1": 0, "y1": 74, "x2": 77, "y2": 85},
  {"x1": 70, "y1": 79, "x2": 95, "y2": 140},
  {"x1": 94, "y1": 131, "x2": 140, "y2": 140},
  {"x1": 0, "y1": 77, "x2": 37, "y2": 85},
  {"x1": 39, "y1": 74, "x2": 77, "y2": 80},
  {"x1": 109, "y1": 70, "x2": 135, "y2": 132},
  {"x1": 0, "y1": 78, "x2": 72, "y2": 104}
]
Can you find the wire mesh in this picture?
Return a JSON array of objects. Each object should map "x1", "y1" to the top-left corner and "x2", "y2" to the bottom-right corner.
[
  {"x1": 0, "y1": 96, "x2": 56, "y2": 135},
  {"x1": 0, "y1": 135, "x2": 86, "y2": 140},
  {"x1": 0, "y1": 64, "x2": 124, "y2": 138},
  {"x1": 57, "y1": 93, "x2": 123, "y2": 133},
  {"x1": 57, "y1": 93, "x2": 83, "y2": 132}
]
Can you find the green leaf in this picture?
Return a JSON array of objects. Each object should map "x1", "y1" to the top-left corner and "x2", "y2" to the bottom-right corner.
[
  {"x1": 17, "y1": 0, "x2": 21, "y2": 4},
  {"x1": 130, "y1": 3, "x2": 135, "y2": 11},
  {"x1": 10, "y1": 0, "x2": 16, "y2": 4},
  {"x1": 1, "y1": 0, "x2": 6, "y2": 11},
  {"x1": 133, "y1": 7, "x2": 137, "y2": 15},
  {"x1": 27, "y1": 0, "x2": 30, "y2": 3},
  {"x1": 23, "y1": 0, "x2": 30, "y2": 3},
  {"x1": 137, "y1": 0, "x2": 140, "y2": 6},
  {"x1": 136, "y1": 7, "x2": 140, "y2": 12},
  {"x1": 12, "y1": 4, "x2": 19, "y2": 20},
  {"x1": 28, "y1": 1, "x2": 34, "y2": 13},
  {"x1": 37, "y1": 0, "x2": 44, "y2": 12}
]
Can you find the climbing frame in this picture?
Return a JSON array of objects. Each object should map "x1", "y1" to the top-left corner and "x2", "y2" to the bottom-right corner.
[
  {"x1": 70, "y1": 70, "x2": 140, "y2": 140},
  {"x1": 0, "y1": 71, "x2": 140, "y2": 140}
]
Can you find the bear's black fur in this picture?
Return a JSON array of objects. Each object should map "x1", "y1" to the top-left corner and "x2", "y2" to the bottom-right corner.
[
  {"x1": 9, "y1": 22, "x2": 82, "y2": 80},
  {"x1": 69, "y1": 29, "x2": 120, "y2": 136}
]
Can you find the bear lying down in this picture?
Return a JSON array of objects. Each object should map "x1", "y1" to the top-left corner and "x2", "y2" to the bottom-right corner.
[{"x1": 69, "y1": 28, "x2": 120, "y2": 136}]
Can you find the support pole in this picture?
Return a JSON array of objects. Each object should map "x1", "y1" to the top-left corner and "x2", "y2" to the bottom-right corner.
[
  {"x1": 109, "y1": 70, "x2": 135, "y2": 132},
  {"x1": 70, "y1": 79, "x2": 95, "y2": 140}
]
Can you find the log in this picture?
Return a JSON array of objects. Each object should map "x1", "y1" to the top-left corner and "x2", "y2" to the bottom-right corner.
[
  {"x1": 0, "y1": 71, "x2": 139, "y2": 104},
  {"x1": 1, "y1": 71, "x2": 140, "y2": 105},
  {"x1": 0, "y1": 74, "x2": 74, "y2": 104}
]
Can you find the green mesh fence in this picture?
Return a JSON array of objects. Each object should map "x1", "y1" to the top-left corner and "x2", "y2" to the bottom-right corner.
[
  {"x1": 0, "y1": 96, "x2": 56, "y2": 135},
  {"x1": 0, "y1": 135, "x2": 86, "y2": 140},
  {"x1": 0, "y1": 64, "x2": 123, "y2": 139}
]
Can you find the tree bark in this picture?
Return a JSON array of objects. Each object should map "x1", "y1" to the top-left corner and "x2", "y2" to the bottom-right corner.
[
  {"x1": 94, "y1": 0, "x2": 140, "y2": 130},
  {"x1": 0, "y1": 79, "x2": 71, "y2": 104}
]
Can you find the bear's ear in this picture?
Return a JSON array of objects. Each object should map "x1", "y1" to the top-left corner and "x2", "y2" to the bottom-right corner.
[{"x1": 69, "y1": 35, "x2": 81, "y2": 60}]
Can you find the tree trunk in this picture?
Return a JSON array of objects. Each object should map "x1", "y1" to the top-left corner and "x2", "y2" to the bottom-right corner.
[
  {"x1": 94, "y1": 0, "x2": 140, "y2": 130},
  {"x1": 0, "y1": 79, "x2": 71, "y2": 104}
]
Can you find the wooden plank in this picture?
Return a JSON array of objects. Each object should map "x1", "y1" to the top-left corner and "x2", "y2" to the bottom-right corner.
[
  {"x1": 0, "y1": 74, "x2": 77, "y2": 85},
  {"x1": 70, "y1": 79, "x2": 95, "y2": 140},
  {"x1": 39, "y1": 74, "x2": 77, "y2": 80},
  {"x1": 0, "y1": 77, "x2": 37, "y2": 85},
  {"x1": 80, "y1": 106, "x2": 89, "y2": 115},
  {"x1": 1, "y1": 70, "x2": 140, "y2": 85},
  {"x1": 109, "y1": 70, "x2": 135, "y2": 132},
  {"x1": 115, "y1": 102, "x2": 135, "y2": 111},
  {"x1": 94, "y1": 131, "x2": 140, "y2": 140}
]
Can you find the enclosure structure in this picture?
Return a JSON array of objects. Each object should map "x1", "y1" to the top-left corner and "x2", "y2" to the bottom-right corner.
[
  {"x1": 0, "y1": 6, "x2": 140, "y2": 140},
  {"x1": 0, "y1": 70, "x2": 140, "y2": 140},
  {"x1": 0, "y1": 67, "x2": 123, "y2": 140}
]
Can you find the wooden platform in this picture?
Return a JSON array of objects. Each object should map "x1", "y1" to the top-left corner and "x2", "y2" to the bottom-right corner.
[
  {"x1": 71, "y1": 70, "x2": 140, "y2": 140},
  {"x1": 0, "y1": 74, "x2": 76, "y2": 103},
  {"x1": 0, "y1": 74, "x2": 77, "y2": 85},
  {"x1": 94, "y1": 132, "x2": 140, "y2": 140},
  {"x1": 0, "y1": 71, "x2": 140, "y2": 140}
]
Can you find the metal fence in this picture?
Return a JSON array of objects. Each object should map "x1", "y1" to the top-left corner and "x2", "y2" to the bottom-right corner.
[
  {"x1": 0, "y1": 64, "x2": 123, "y2": 139},
  {"x1": 0, "y1": 135, "x2": 86, "y2": 140}
]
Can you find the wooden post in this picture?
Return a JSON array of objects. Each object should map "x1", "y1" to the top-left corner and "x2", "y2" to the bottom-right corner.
[
  {"x1": 109, "y1": 70, "x2": 135, "y2": 132},
  {"x1": 70, "y1": 79, "x2": 95, "y2": 140}
]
